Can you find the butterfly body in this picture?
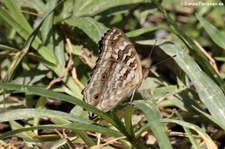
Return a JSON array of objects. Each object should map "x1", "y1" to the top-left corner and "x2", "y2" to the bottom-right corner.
[{"x1": 82, "y1": 27, "x2": 143, "y2": 118}]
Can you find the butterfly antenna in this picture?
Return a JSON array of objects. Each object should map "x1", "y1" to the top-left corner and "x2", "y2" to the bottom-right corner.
[
  {"x1": 147, "y1": 40, "x2": 158, "y2": 60},
  {"x1": 146, "y1": 40, "x2": 176, "y2": 69},
  {"x1": 150, "y1": 55, "x2": 176, "y2": 68},
  {"x1": 142, "y1": 40, "x2": 158, "y2": 79}
]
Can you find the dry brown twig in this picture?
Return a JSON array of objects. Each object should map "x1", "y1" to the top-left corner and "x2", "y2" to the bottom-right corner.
[
  {"x1": 47, "y1": 35, "x2": 85, "y2": 90},
  {"x1": 89, "y1": 136, "x2": 125, "y2": 149},
  {"x1": 194, "y1": 40, "x2": 219, "y2": 74}
]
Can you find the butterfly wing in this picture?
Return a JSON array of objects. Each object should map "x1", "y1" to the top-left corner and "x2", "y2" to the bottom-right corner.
[{"x1": 82, "y1": 27, "x2": 142, "y2": 116}]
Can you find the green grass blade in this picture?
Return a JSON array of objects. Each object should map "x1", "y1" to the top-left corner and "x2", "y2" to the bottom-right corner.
[
  {"x1": 0, "y1": 108, "x2": 91, "y2": 124},
  {"x1": 196, "y1": 14, "x2": 225, "y2": 50},
  {"x1": 161, "y1": 119, "x2": 217, "y2": 149},
  {"x1": 4, "y1": 0, "x2": 33, "y2": 33},
  {"x1": 3, "y1": 12, "x2": 48, "y2": 82},
  {"x1": 0, "y1": 1, "x2": 62, "y2": 64},
  {"x1": 15, "y1": 0, "x2": 45, "y2": 14},
  {"x1": 0, "y1": 44, "x2": 19, "y2": 53},
  {"x1": 151, "y1": 0, "x2": 225, "y2": 90},
  {"x1": 65, "y1": 17, "x2": 108, "y2": 44},
  {"x1": 74, "y1": 0, "x2": 143, "y2": 17},
  {"x1": 9, "y1": 121, "x2": 36, "y2": 141},
  {"x1": 126, "y1": 25, "x2": 167, "y2": 38},
  {"x1": 0, "y1": 123, "x2": 122, "y2": 140},
  {"x1": 160, "y1": 42, "x2": 225, "y2": 127},
  {"x1": 193, "y1": 107, "x2": 225, "y2": 130},
  {"x1": 133, "y1": 100, "x2": 172, "y2": 149},
  {"x1": 0, "y1": 83, "x2": 116, "y2": 126},
  {"x1": 175, "y1": 111, "x2": 199, "y2": 149},
  {"x1": 137, "y1": 40, "x2": 225, "y2": 128},
  {"x1": 41, "y1": 0, "x2": 58, "y2": 43}
]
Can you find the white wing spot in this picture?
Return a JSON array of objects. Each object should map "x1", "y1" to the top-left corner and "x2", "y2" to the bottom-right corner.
[
  {"x1": 127, "y1": 56, "x2": 136, "y2": 66},
  {"x1": 122, "y1": 49, "x2": 132, "y2": 61},
  {"x1": 115, "y1": 48, "x2": 119, "y2": 53},
  {"x1": 112, "y1": 54, "x2": 118, "y2": 59},
  {"x1": 120, "y1": 67, "x2": 127, "y2": 75}
]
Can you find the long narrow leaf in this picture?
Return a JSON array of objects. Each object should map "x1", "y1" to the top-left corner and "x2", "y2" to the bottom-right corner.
[
  {"x1": 196, "y1": 14, "x2": 225, "y2": 50},
  {"x1": 137, "y1": 40, "x2": 225, "y2": 129},
  {"x1": 160, "y1": 42, "x2": 225, "y2": 127},
  {"x1": 161, "y1": 119, "x2": 217, "y2": 149},
  {"x1": 151, "y1": 0, "x2": 225, "y2": 90},
  {"x1": 0, "y1": 123, "x2": 122, "y2": 140},
  {"x1": 133, "y1": 100, "x2": 172, "y2": 149},
  {"x1": 0, "y1": 108, "x2": 91, "y2": 124},
  {"x1": 65, "y1": 17, "x2": 108, "y2": 44},
  {"x1": 0, "y1": 83, "x2": 116, "y2": 126},
  {"x1": 4, "y1": 0, "x2": 33, "y2": 33}
]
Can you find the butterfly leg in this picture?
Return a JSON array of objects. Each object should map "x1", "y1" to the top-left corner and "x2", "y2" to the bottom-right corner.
[{"x1": 129, "y1": 88, "x2": 136, "y2": 103}]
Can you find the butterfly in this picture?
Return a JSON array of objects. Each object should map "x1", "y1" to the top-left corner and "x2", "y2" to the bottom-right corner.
[{"x1": 82, "y1": 27, "x2": 146, "y2": 119}]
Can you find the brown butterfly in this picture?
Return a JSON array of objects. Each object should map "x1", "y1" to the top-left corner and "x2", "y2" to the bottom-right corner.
[{"x1": 83, "y1": 27, "x2": 145, "y2": 119}]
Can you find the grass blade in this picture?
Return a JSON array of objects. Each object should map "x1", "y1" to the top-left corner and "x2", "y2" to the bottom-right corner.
[
  {"x1": 65, "y1": 17, "x2": 108, "y2": 44},
  {"x1": 133, "y1": 100, "x2": 172, "y2": 149},
  {"x1": 196, "y1": 14, "x2": 225, "y2": 50}
]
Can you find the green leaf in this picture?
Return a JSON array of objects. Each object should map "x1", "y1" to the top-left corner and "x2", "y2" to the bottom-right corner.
[
  {"x1": 133, "y1": 100, "x2": 172, "y2": 149},
  {"x1": 15, "y1": 0, "x2": 45, "y2": 14},
  {"x1": 0, "y1": 83, "x2": 116, "y2": 126},
  {"x1": 4, "y1": 0, "x2": 33, "y2": 33},
  {"x1": 0, "y1": 123, "x2": 122, "y2": 140},
  {"x1": 151, "y1": 0, "x2": 225, "y2": 90},
  {"x1": 126, "y1": 25, "x2": 167, "y2": 38},
  {"x1": 65, "y1": 16, "x2": 108, "y2": 44},
  {"x1": 139, "y1": 78, "x2": 180, "y2": 101},
  {"x1": 0, "y1": 2, "x2": 56, "y2": 64},
  {"x1": 160, "y1": 42, "x2": 225, "y2": 127},
  {"x1": 0, "y1": 108, "x2": 91, "y2": 124},
  {"x1": 161, "y1": 119, "x2": 217, "y2": 149},
  {"x1": 0, "y1": 44, "x2": 19, "y2": 53},
  {"x1": 41, "y1": 0, "x2": 58, "y2": 43},
  {"x1": 196, "y1": 14, "x2": 225, "y2": 50},
  {"x1": 10, "y1": 68, "x2": 47, "y2": 85},
  {"x1": 175, "y1": 111, "x2": 199, "y2": 149},
  {"x1": 74, "y1": 0, "x2": 144, "y2": 17},
  {"x1": 10, "y1": 121, "x2": 36, "y2": 142},
  {"x1": 137, "y1": 40, "x2": 225, "y2": 129}
]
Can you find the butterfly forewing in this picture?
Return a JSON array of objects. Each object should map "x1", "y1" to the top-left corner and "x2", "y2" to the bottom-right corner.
[{"x1": 83, "y1": 27, "x2": 142, "y2": 117}]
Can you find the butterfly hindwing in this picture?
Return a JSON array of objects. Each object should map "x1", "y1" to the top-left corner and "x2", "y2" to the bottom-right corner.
[{"x1": 83, "y1": 27, "x2": 143, "y2": 118}]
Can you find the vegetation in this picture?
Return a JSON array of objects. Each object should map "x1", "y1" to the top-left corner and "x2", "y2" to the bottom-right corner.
[{"x1": 0, "y1": 0, "x2": 225, "y2": 148}]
